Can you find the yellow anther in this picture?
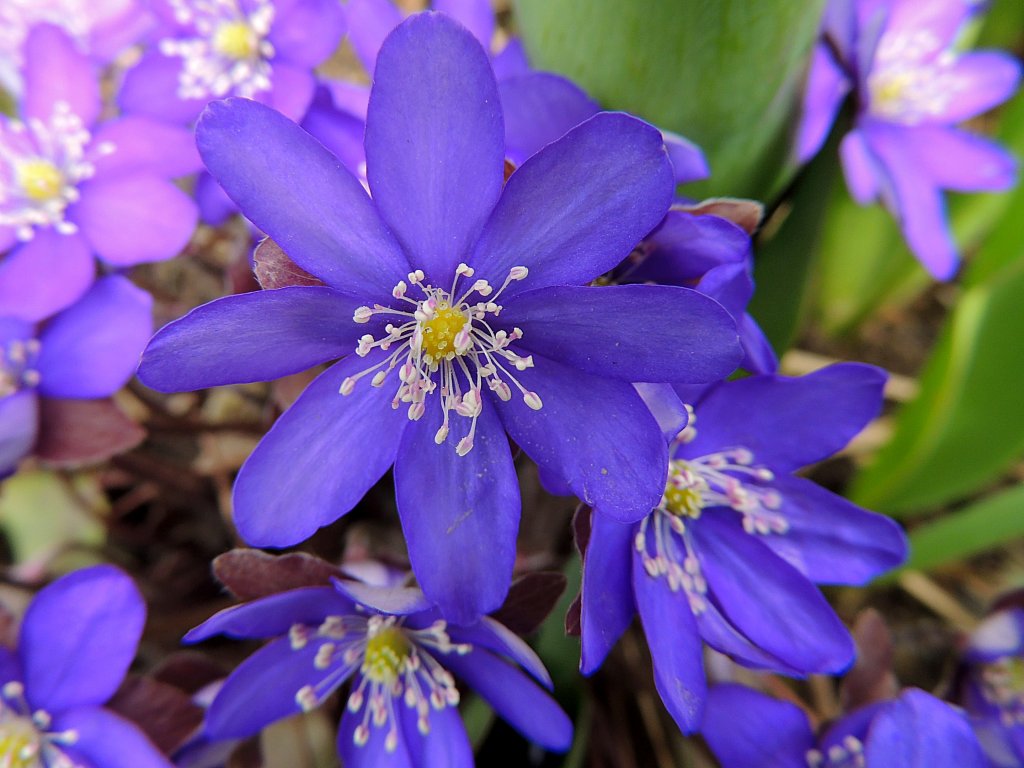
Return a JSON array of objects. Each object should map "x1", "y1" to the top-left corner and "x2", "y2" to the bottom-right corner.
[
  {"x1": 17, "y1": 160, "x2": 63, "y2": 202},
  {"x1": 421, "y1": 304, "x2": 468, "y2": 361},
  {"x1": 0, "y1": 717, "x2": 42, "y2": 768},
  {"x1": 213, "y1": 21, "x2": 258, "y2": 59}
]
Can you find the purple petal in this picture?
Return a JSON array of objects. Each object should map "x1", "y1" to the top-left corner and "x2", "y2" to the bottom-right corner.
[
  {"x1": 365, "y1": 12, "x2": 504, "y2": 286},
  {"x1": 884, "y1": 0, "x2": 968, "y2": 52},
  {"x1": 0, "y1": 230, "x2": 94, "y2": 321},
  {"x1": 0, "y1": 647, "x2": 22, "y2": 688},
  {"x1": 36, "y1": 276, "x2": 152, "y2": 399},
  {"x1": 117, "y1": 52, "x2": 206, "y2": 125},
  {"x1": 690, "y1": 511, "x2": 854, "y2": 675},
  {"x1": 864, "y1": 689, "x2": 986, "y2": 767},
  {"x1": 447, "y1": 616, "x2": 552, "y2": 689},
  {"x1": 398, "y1": 701, "x2": 473, "y2": 768},
  {"x1": 683, "y1": 363, "x2": 886, "y2": 471},
  {"x1": 765, "y1": 475, "x2": 907, "y2": 585},
  {"x1": 21, "y1": 564, "x2": 145, "y2": 712},
  {"x1": 139, "y1": 287, "x2": 364, "y2": 392},
  {"x1": 344, "y1": 0, "x2": 403, "y2": 74},
  {"x1": 498, "y1": 73, "x2": 599, "y2": 165},
  {"x1": 634, "y1": 383, "x2": 691, "y2": 441},
  {"x1": 503, "y1": 284, "x2": 741, "y2": 384},
  {"x1": 932, "y1": 52, "x2": 1022, "y2": 123},
  {"x1": 301, "y1": 89, "x2": 369, "y2": 179},
  {"x1": 579, "y1": 514, "x2": 635, "y2": 675},
  {"x1": 23, "y1": 25, "x2": 101, "y2": 126},
  {"x1": 662, "y1": 130, "x2": 710, "y2": 184},
  {"x1": 232, "y1": 353, "x2": 407, "y2": 546},
  {"x1": 337, "y1": 699, "x2": 415, "y2": 768},
  {"x1": 331, "y1": 580, "x2": 433, "y2": 616},
  {"x1": 491, "y1": 39, "x2": 530, "y2": 80},
  {"x1": 840, "y1": 128, "x2": 881, "y2": 203},
  {"x1": 196, "y1": 98, "x2": 409, "y2": 296},
  {"x1": 701, "y1": 684, "x2": 814, "y2": 768},
  {"x1": 471, "y1": 113, "x2": 674, "y2": 300},
  {"x1": 0, "y1": 391, "x2": 38, "y2": 477},
  {"x1": 260, "y1": 62, "x2": 316, "y2": 122},
  {"x1": 185, "y1": 587, "x2": 354, "y2": 642},
  {"x1": 442, "y1": 648, "x2": 573, "y2": 752},
  {"x1": 394, "y1": 401, "x2": 519, "y2": 625},
  {"x1": 71, "y1": 175, "x2": 197, "y2": 266},
  {"x1": 630, "y1": 211, "x2": 751, "y2": 284},
  {"x1": 267, "y1": 0, "x2": 346, "y2": 67},
  {"x1": 796, "y1": 43, "x2": 851, "y2": 163},
  {"x1": 738, "y1": 313, "x2": 779, "y2": 375},
  {"x1": 912, "y1": 126, "x2": 1017, "y2": 192},
  {"x1": 632, "y1": 542, "x2": 707, "y2": 733},
  {"x1": 195, "y1": 171, "x2": 238, "y2": 225},
  {"x1": 696, "y1": 598, "x2": 805, "y2": 675},
  {"x1": 0, "y1": 227, "x2": 16, "y2": 252},
  {"x1": 433, "y1": 0, "x2": 495, "y2": 49},
  {"x1": 325, "y1": 80, "x2": 371, "y2": 120},
  {"x1": 493, "y1": 353, "x2": 667, "y2": 523},
  {"x1": 89, "y1": 117, "x2": 202, "y2": 179},
  {"x1": 53, "y1": 706, "x2": 171, "y2": 768}
]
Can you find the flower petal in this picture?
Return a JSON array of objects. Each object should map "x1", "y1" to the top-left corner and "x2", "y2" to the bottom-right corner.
[
  {"x1": 117, "y1": 52, "x2": 207, "y2": 125},
  {"x1": 71, "y1": 176, "x2": 197, "y2": 266},
  {"x1": 23, "y1": 24, "x2": 101, "y2": 126},
  {"x1": 394, "y1": 400, "x2": 519, "y2": 625},
  {"x1": 701, "y1": 684, "x2": 814, "y2": 768},
  {"x1": 433, "y1": 0, "x2": 495, "y2": 50},
  {"x1": 232, "y1": 353, "x2": 407, "y2": 547},
  {"x1": 796, "y1": 43, "x2": 851, "y2": 163},
  {"x1": 442, "y1": 648, "x2": 573, "y2": 752},
  {"x1": 331, "y1": 580, "x2": 433, "y2": 616},
  {"x1": 337, "y1": 699, "x2": 415, "y2": 768},
  {"x1": 498, "y1": 73, "x2": 599, "y2": 165},
  {"x1": 696, "y1": 598, "x2": 805, "y2": 675},
  {"x1": 53, "y1": 706, "x2": 171, "y2": 768},
  {"x1": 268, "y1": 0, "x2": 346, "y2": 67},
  {"x1": 502, "y1": 284, "x2": 741, "y2": 384},
  {"x1": 301, "y1": 89, "x2": 369, "y2": 179},
  {"x1": 579, "y1": 514, "x2": 635, "y2": 675},
  {"x1": 493, "y1": 352, "x2": 667, "y2": 523},
  {"x1": 0, "y1": 230, "x2": 94, "y2": 322},
  {"x1": 399, "y1": 701, "x2": 474, "y2": 768},
  {"x1": 840, "y1": 127, "x2": 882, "y2": 203},
  {"x1": 261, "y1": 62, "x2": 316, "y2": 123},
  {"x1": 21, "y1": 565, "x2": 145, "y2": 712},
  {"x1": 344, "y1": 0, "x2": 404, "y2": 74},
  {"x1": 89, "y1": 116, "x2": 202, "y2": 179},
  {"x1": 139, "y1": 287, "x2": 364, "y2": 392},
  {"x1": 0, "y1": 391, "x2": 38, "y2": 478},
  {"x1": 632, "y1": 543, "x2": 706, "y2": 733},
  {"x1": 929, "y1": 52, "x2": 1021, "y2": 124},
  {"x1": 634, "y1": 383, "x2": 691, "y2": 442},
  {"x1": 471, "y1": 112, "x2": 674, "y2": 300},
  {"x1": 630, "y1": 210, "x2": 751, "y2": 284},
  {"x1": 447, "y1": 616, "x2": 552, "y2": 689},
  {"x1": 365, "y1": 12, "x2": 504, "y2": 285},
  {"x1": 662, "y1": 130, "x2": 710, "y2": 184},
  {"x1": 491, "y1": 39, "x2": 530, "y2": 80},
  {"x1": 911, "y1": 126, "x2": 1017, "y2": 193},
  {"x1": 864, "y1": 689, "x2": 986, "y2": 767},
  {"x1": 185, "y1": 587, "x2": 355, "y2": 642},
  {"x1": 196, "y1": 97, "x2": 409, "y2": 296},
  {"x1": 36, "y1": 276, "x2": 152, "y2": 399}
]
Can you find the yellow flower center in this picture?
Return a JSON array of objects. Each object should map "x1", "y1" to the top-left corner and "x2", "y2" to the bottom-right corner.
[
  {"x1": 213, "y1": 21, "x2": 258, "y2": 59},
  {"x1": 0, "y1": 717, "x2": 42, "y2": 768},
  {"x1": 362, "y1": 626, "x2": 411, "y2": 686},
  {"x1": 662, "y1": 460, "x2": 705, "y2": 518},
  {"x1": 17, "y1": 160, "x2": 63, "y2": 203},
  {"x1": 420, "y1": 304, "x2": 468, "y2": 362}
]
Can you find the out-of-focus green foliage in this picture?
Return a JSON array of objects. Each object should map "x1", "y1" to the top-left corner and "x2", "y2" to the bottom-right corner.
[{"x1": 511, "y1": 0, "x2": 826, "y2": 200}]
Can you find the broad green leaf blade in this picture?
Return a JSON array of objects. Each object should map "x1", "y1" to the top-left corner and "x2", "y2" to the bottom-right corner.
[{"x1": 512, "y1": 0, "x2": 826, "y2": 199}]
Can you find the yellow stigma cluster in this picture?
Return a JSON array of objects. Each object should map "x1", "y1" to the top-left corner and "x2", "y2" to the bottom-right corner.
[
  {"x1": 213, "y1": 21, "x2": 258, "y2": 59},
  {"x1": 0, "y1": 717, "x2": 42, "y2": 768},
  {"x1": 362, "y1": 626, "x2": 411, "y2": 686},
  {"x1": 420, "y1": 304, "x2": 469, "y2": 362},
  {"x1": 17, "y1": 160, "x2": 63, "y2": 203},
  {"x1": 662, "y1": 461, "x2": 704, "y2": 518}
]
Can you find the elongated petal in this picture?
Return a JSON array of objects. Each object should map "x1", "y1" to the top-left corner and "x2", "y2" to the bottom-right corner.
[
  {"x1": 337, "y1": 699, "x2": 415, "y2": 768},
  {"x1": 232, "y1": 353, "x2": 407, "y2": 546},
  {"x1": 498, "y1": 73, "x2": 599, "y2": 165},
  {"x1": 185, "y1": 587, "x2": 354, "y2": 642},
  {"x1": 471, "y1": 113, "x2": 674, "y2": 300},
  {"x1": 912, "y1": 126, "x2": 1017, "y2": 192},
  {"x1": 0, "y1": 391, "x2": 38, "y2": 477},
  {"x1": 90, "y1": 116, "x2": 202, "y2": 179},
  {"x1": 301, "y1": 89, "x2": 368, "y2": 179},
  {"x1": 261, "y1": 62, "x2": 316, "y2": 123},
  {"x1": 796, "y1": 43, "x2": 851, "y2": 163},
  {"x1": 864, "y1": 689, "x2": 986, "y2": 767},
  {"x1": 663, "y1": 130, "x2": 710, "y2": 184},
  {"x1": 37, "y1": 276, "x2": 152, "y2": 399},
  {"x1": 491, "y1": 39, "x2": 529, "y2": 80},
  {"x1": 23, "y1": 25, "x2": 101, "y2": 126},
  {"x1": 117, "y1": 52, "x2": 206, "y2": 125},
  {"x1": 930, "y1": 52, "x2": 1021, "y2": 124},
  {"x1": 701, "y1": 684, "x2": 814, "y2": 768},
  {"x1": 139, "y1": 287, "x2": 364, "y2": 392},
  {"x1": 365, "y1": 12, "x2": 504, "y2": 285},
  {"x1": 840, "y1": 128, "x2": 881, "y2": 203},
  {"x1": 634, "y1": 383, "x2": 690, "y2": 442},
  {"x1": 395, "y1": 400, "x2": 519, "y2": 625},
  {"x1": 765, "y1": 475, "x2": 906, "y2": 585},
  {"x1": 447, "y1": 616, "x2": 552, "y2": 689},
  {"x1": 0, "y1": 230, "x2": 94, "y2": 321},
  {"x1": 632, "y1": 211, "x2": 750, "y2": 284},
  {"x1": 493, "y1": 352, "x2": 666, "y2": 523},
  {"x1": 579, "y1": 514, "x2": 635, "y2": 675},
  {"x1": 632, "y1": 545, "x2": 706, "y2": 733},
  {"x1": 434, "y1": 0, "x2": 495, "y2": 49},
  {"x1": 344, "y1": 0, "x2": 404, "y2": 74},
  {"x1": 54, "y1": 706, "x2": 171, "y2": 768},
  {"x1": 268, "y1": 0, "x2": 346, "y2": 67},
  {"x1": 196, "y1": 98, "x2": 409, "y2": 295},
  {"x1": 691, "y1": 511, "x2": 854, "y2": 675},
  {"x1": 503, "y1": 284, "x2": 741, "y2": 383},
  {"x1": 443, "y1": 648, "x2": 573, "y2": 752},
  {"x1": 0, "y1": 647, "x2": 22, "y2": 688},
  {"x1": 738, "y1": 313, "x2": 779, "y2": 376},
  {"x1": 399, "y1": 702, "x2": 474, "y2": 768},
  {"x1": 21, "y1": 565, "x2": 145, "y2": 712},
  {"x1": 332, "y1": 580, "x2": 433, "y2": 616},
  {"x1": 696, "y1": 598, "x2": 805, "y2": 675},
  {"x1": 683, "y1": 363, "x2": 886, "y2": 471}
]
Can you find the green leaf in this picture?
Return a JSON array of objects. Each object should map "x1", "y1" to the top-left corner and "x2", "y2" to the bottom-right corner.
[{"x1": 511, "y1": 0, "x2": 826, "y2": 199}]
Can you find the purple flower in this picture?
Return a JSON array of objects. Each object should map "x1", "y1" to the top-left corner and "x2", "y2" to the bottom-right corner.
[
  {"x1": 702, "y1": 683, "x2": 986, "y2": 767},
  {"x1": 118, "y1": 0, "x2": 347, "y2": 125},
  {"x1": 186, "y1": 579, "x2": 573, "y2": 765},
  {"x1": 0, "y1": 275, "x2": 152, "y2": 477},
  {"x1": 797, "y1": 0, "x2": 1021, "y2": 279},
  {"x1": 0, "y1": 565, "x2": 171, "y2": 767},
  {"x1": 575, "y1": 364, "x2": 906, "y2": 732},
  {"x1": 0, "y1": 24, "x2": 198, "y2": 321},
  {"x1": 139, "y1": 13, "x2": 742, "y2": 623}
]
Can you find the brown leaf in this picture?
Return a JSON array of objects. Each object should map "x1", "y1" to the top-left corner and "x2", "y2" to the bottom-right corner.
[
  {"x1": 35, "y1": 397, "x2": 145, "y2": 467},
  {"x1": 153, "y1": 651, "x2": 228, "y2": 696},
  {"x1": 840, "y1": 608, "x2": 899, "y2": 711},
  {"x1": 108, "y1": 676, "x2": 204, "y2": 755},
  {"x1": 491, "y1": 571, "x2": 567, "y2": 636},
  {"x1": 213, "y1": 549, "x2": 345, "y2": 601},
  {"x1": 676, "y1": 197, "x2": 765, "y2": 235},
  {"x1": 253, "y1": 238, "x2": 324, "y2": 290}
]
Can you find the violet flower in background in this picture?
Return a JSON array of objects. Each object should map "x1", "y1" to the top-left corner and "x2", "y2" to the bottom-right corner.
[
  {"x1": 0, "y1": 24, "x2": 197, "y2": 321},
  {"x1": 186, "y1": 579, "x2": 573, "y2": 765},
  {"x1": 0, "y1": 565, "x2": 171, "y2": 767},
  {"x1": 0, "y1": 275, "x2": 152, "y2": 478},
  {"x1": 702, "y1": 683, "x2": 985, "y2": 768},
  {"x1": 139, "y1": 13, "x2": 742, "y2": 624},
  {"x1": 797, "y1": 0, "x2": 1022, "y2": 279},
  {"x1": 575, "y1": 364, "x2": 906, "y2": 732}
]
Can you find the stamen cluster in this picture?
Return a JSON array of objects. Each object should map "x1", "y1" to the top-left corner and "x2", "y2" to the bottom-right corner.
[
  {"x1": 0, "y1": 337, "x2": 41, "y2": 398},
  {"x1": 805, "y1": 735, "x2": 866, "y2": 768},
  {"x1": 868, "y1": 29, "x2": 964, "y2": 123},
  {"x1": 0, "y1": 681, "x2": 79, "y2": 768}
]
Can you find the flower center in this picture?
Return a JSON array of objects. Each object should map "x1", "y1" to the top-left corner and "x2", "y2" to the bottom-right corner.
[
  {"x1": 345, "y1": 264, "x2": 541, "y2": 456},
  {"x1": 0, "y1": 338, "x2": 41, "y2": 399},
  {"x1": 867, "y1": 30, "x2": 963, "y2": 123},
  {"x1": 212, "y1": 20, "x2": 258, "y2": 59},
  {"x1": 16, "y1": 160, "x2": 63, "y2": 202},
  {"x1": 0, "y1": 682, "x2": 79, "y2": 768},
  {"x1": 0, "y1": 716, "x2": 41, "y2": 768},
  {"x1": 661, "y1": 460, "x2": 706, "y2": 518},
  {"x1": 361, "y1": 626, "x2": 411, "y2": 687}
]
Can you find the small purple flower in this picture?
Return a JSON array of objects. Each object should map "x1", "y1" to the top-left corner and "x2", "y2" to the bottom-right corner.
[
  {"x1": 139, "y1": 13, "x2": 742, "y2": 623},
  {"x1": 576, "y1": 364, "x2": 906, "y2": 732},
  {"x1": 186, "y1": 579, "x2": 573, "y2": 765},
  {"x1": 702, "y1": 683, "x2": 986, "y2": 767},
  {"x1": 0, "y1": 24, "x2": 198, "y2": 321},
  {"x1": 797, "y1": 0, "x2": 1021, "y2": 278},
  {"x1": 0, "y1": 275, "x2": 152, "y2": 477},
  {"x1": 0, "y1": 565, "x2": 171, "y2": 767}
]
